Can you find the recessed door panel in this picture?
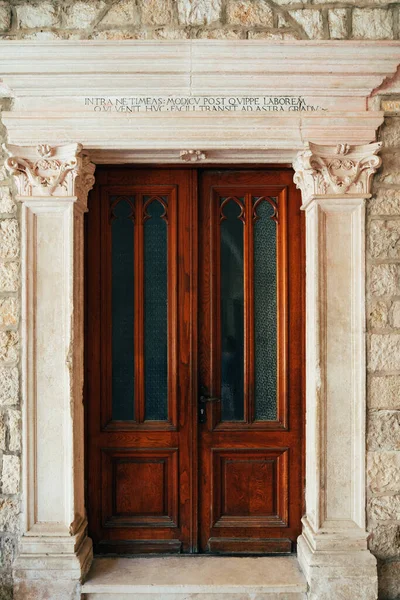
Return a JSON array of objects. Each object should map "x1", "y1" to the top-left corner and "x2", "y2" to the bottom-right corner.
[
  {"x1": 101, "y1": 448, "x2": 178, "y2": 527},
  {"x1": 212, "y1": 448, "x2": 289, "y2": 528}
]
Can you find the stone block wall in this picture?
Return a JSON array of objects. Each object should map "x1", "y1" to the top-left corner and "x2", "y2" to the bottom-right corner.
[
  {"x1": 368, "y1": 115, "x2": 400, "y2": 600},
  {"x1": 0, "y1": 2, "x2": 399, "y2": 599},
  {"x1": 0, "y1": 0, "x2": 398, "y2": 40},
  {"x1": 0, "y1": 98, "x2": 20, "y2": 600}
]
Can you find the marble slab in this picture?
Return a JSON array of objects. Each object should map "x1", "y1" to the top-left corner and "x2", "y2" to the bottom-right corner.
[{"x1": 82, "y1": 556, "x2": 307, "y2": 595}]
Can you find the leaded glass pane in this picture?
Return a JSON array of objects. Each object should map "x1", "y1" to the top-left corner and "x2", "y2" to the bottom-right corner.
[
  {"x1": 111, "y1": 197, "x2": 135, "y2": 421},
  {"x1": 254, "y1": 198, "x2": 277, "y2": 421},
  {"x1": 144, "y1": 197, "x2": 168, "y2": 421},
  {"x1": 220, "y1": 198, "x2": 245, "y2": 421}
]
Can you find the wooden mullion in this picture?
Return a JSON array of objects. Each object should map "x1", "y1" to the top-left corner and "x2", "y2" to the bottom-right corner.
[
  {"x1": 211, "y1": 188, "x2": 222, "y2": 430},
  {"x1": 244, "y1": 192, "x2": 254, "y2": 425},
  {"x1": 188, "y1": 169, "x2": 198, "y2": 552},
  {"x1": 168, "y1": 188, "x2": 178, "y2": 427},
  {"x1": 101, "y1": 188, "x2": 113, "y2": 428},
  {"x1": 277, "y1": 187, "x2": 289, "y2": 429},
  {"x1": 134, "y1": 193, "x2": 145, "y2": 423}
]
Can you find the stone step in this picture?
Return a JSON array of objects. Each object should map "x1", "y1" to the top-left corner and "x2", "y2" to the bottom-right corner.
[{"x1": 81, "y1": 556, "x2": 308, "y2": 600}]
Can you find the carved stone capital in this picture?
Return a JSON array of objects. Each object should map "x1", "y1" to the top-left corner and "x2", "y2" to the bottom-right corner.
[
  {"x1": 293, "y1": 142, "x2": 382, "y2": 207},
  {"x1": 3, "y1": 143, "x2": 96, "y2": 205}
]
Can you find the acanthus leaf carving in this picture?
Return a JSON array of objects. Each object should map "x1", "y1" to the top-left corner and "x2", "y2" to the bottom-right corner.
[
  {"x1": 3, "y1": 143, "x2": 96, "y2": 204},
  {"x1": 75, "y1": 152, "x2": 96, "y2": 203},
  {"x1": 293, "y1": 141, "x2": 382, "y2": 207}
]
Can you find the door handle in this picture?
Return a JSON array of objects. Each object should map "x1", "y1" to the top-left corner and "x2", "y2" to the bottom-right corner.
[
  {"x1": 200, "y1": 395, "x2": 221, "y2": 404},
  {"x1": 199, "y1": 395, "x2": 220, "y2": 424}
]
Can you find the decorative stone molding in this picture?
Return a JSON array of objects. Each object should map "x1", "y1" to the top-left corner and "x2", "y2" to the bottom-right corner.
[
  {"x1": 0, "y1": 39, "x2": 396, "y2": 600},
  {"x1": 293, "y1": 142, "x2": 382, "y2": 600},
  {"x1": 293, "y1": 141, "x2": 382, "y2": 206},
  {"x1": 1, "y1": 42, "x2": 399, "y2": 156},
  {"x1": 5, "y1": 143, "x2": 95, "y2": 600},
  {"x1": 180, "y1": 149, "x2": 206, "y2": 162},
  {"x1": 4, "y1": 143, "x2": 95, "y2": 202}
]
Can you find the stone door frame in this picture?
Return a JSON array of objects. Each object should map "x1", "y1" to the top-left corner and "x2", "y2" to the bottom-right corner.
[{"x1": 1, "y1": 40, "x2": 400, "y2": 600}]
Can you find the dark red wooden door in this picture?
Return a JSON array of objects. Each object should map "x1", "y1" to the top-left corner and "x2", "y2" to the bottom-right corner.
[
  {"x1": 198, "y1": 170, "x2": 304, "y2": 553},
  {"x1": 86, "y1": 167, "x2": 198, "y2": 553},
  {"x1": 86, "y1": 167, "x2": 304, "y2": 554}
]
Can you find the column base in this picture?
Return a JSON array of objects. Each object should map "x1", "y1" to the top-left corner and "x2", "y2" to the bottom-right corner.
[
  {"x1": 298, "y1": 519, "x2": 378, "y2": 600},
  {"x1": 13, "y1": 521, "x2": 92, "y2": 600}
]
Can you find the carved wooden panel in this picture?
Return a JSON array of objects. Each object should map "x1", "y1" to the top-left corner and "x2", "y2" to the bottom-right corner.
[
  {"x1": 101, "y1": 448, "x2": 178, "y2": 528},
  {"x1": 212, "y1": 448, "x2": 288, "y2": 528}
]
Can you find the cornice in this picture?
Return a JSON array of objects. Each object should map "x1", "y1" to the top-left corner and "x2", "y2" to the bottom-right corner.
[
  {"x1": 0, "y1": 41, "x2": 399, "y2": 98},
  {"x1": 0, "y1": 41, "x2": 398, "y2": 158}
]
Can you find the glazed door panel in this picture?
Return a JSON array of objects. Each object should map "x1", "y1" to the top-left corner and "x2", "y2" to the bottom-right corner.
[
  {"x1": 198, "y1": 170, "x2": 304, "y2": 553},
  {"x1": 86, "y1": 168, "x2": 198, "y2": 553}
]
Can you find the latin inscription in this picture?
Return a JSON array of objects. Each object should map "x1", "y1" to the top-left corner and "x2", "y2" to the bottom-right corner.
[{"x1": 84, "y1": 96, "x2": 327, "y2": 113}]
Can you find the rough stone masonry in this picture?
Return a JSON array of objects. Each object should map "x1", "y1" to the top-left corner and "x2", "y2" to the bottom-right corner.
[
  {"x1": 0, "y1": 0, "x2": 399, "y2": 40},
  {"x1": 0, "y1": 1, "x2": 400, "y2": 600},
  {"x1": 366, "y1": 115, "x2": 400, "y2": 600}
]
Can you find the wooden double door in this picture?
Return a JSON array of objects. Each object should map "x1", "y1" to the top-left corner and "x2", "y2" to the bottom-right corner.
[{"x1": 86, "y1": 167, "x2": 304, "y2": 554}]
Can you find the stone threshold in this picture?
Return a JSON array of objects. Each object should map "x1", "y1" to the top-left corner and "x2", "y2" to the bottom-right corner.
[{"x1": 81, "y1": 555, "x2": 307, "y2": 599}]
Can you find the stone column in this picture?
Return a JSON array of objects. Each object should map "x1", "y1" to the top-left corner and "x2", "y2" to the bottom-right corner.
[
  {"x1": 4, "y1": 144, "x2": 95, "y2": 600},
  {"x1": 293, "y1": 142, "x2": 382, "y2": 600}
]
